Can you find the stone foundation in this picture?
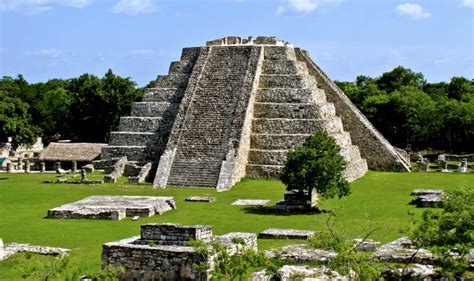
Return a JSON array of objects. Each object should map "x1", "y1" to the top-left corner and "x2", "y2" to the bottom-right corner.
[
  {"x1": 48, "y1": 196, "x2": 176, "y2": 220},
  {"x1": 102, "y1": 223, "x2": 257, "y2": 280}
]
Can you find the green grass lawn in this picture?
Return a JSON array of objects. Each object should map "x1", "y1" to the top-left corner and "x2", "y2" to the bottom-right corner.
[{"x1": 0, "y1": 171, "x2": 473, "y2": 279}]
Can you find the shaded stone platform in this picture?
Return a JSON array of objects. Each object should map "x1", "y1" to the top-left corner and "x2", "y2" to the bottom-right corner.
[{"x1": 48, "y1": 196, "x2": 176, "y2": 221}]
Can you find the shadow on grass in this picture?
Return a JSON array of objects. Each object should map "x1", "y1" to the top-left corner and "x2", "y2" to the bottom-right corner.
[
  {"x1": 0, "y1": 177, "x2": 8, "y2": 180},
  {"x1": 242, "y1": 206, "x2": 332, "y2": 216}
]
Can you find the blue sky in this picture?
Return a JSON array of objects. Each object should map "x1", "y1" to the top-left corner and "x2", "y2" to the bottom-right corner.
[{"x1": 1, "y1": 0, "x2": 473, "y2": 86}]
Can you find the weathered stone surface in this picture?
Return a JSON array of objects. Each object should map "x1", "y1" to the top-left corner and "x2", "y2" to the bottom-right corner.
[
  {"x1": 383, "y1": 264, "x2": 440, "y2": 279},
  {"x1": 212, "y1": 232, "x2": 257, "y2": 254},
  {"x1": 0, "y1": 241, "x2": 70, "y2": 261},
  {"x1": 102, "y1": 223, "x2": 257, "y2": 281},
  {"x1": 231, "y1": 199, "x2": 270, "y2": 206},
  {"x1": 265, "y1": 244, "x2": 337, "y2": 263},
  {"x1": 275, "y1": 265, "x2": 349, "y2": 281},
  {"x1": 48, "y1": 196, "x2": 176, "y2": 220},
  {"x1": 185, "y1": 196, "x2": 216, "y2": 202},
  {"x1": 410, "y1": 189, "x2": 444, "y2": 196},
  {"x1": 413, "y1": 194, "x2": 445, "y2": 208},
  {"x1": 259, "y1": 228, "x2": 316, "y2": 240},
  {"x1": 140, "y1": 223, "x2": 212, "y2": 245},
  {"x1": 373, "y1": 237, "x2": 437, "y2": 264}
]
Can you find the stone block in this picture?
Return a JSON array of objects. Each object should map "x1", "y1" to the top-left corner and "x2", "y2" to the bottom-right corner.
[
  {"x1": 185, "y1": 196, "x2": 216, "y2": 202},
  {"x1": 231, "y1": 199, "x2": 270, "y2": 206},
  {"x1": 258, "y1": 228, "x2": 316, "y2": 240}
]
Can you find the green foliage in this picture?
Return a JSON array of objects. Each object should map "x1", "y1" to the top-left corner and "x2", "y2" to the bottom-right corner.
[
  {"x1": 0, "y1": 70, "x2": 144, "y2": 146},
  {"x1": 335, "y1": 67, "x2": 474, "y2": 153},
  {"x1": 309, "y1": 214, "x2": 383, "y2": 280},
  {"x1": 410, "y1": 188, "x2": 473, "y2": 278},
  {"x1": 281, "y1": 132, "x2": 350, "y2": 200},
  {"x1": 0, "y1": 89, "x2": 40, "y2": 148}
]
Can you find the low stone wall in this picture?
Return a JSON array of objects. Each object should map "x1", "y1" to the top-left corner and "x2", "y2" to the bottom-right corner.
[
  {"x1": 102, "y1": 237, "x2": 210, "y2": 281},
  {"x1": 140, "y1": 223, "x2": 212, "y2": 246},
  {"x1": 102, "y1": 223, "x2": 258, "y2": 280}
]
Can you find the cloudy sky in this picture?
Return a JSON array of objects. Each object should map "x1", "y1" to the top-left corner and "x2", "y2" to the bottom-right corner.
[{"x1": 0, "y1": 0, "x2": 473, "y2": 86}]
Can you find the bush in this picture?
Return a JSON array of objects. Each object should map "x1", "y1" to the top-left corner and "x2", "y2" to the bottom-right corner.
[{"x1": 410, "y1": 188, "x2": 473, "y2": 278}]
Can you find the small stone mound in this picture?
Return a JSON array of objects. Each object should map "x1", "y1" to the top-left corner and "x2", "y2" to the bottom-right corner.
[
  {"x1": 250, "y1": 265, "x2": 348, "y2": 281},
  {"x1": 383, "y1": 264, "x2": 440, "y2": 280},
  {"x1": 265, "y1": 244, "x2": 336, "y2": 263},
  {"x1": 0, "y1": 240, "x2": 70, "y2": 262},
  {"x1": 258, "y1": 228, "x2": 316, "y2": 240},
  {"x1": 231, "y1": 199, "x2": 270, "y2": 206},
  {"x1": 409, "y1": 189, "x2": 445, "y2": 208},
  {"x1": 185, "y1": 196, "x2": 216, "y2": 203},
  {"x1": 372, "y1": 237, "x2": 437, "y2": 264}
]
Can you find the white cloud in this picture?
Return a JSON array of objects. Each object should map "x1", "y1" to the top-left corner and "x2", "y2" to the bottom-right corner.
[
  {"x1": 39, "y1": 48, "x2": 63, "y2": 58},
  {"x1": 110, "y1": 0, "x2": 158, "y2": 15},
  {"x1": 395, "y1": 3, "x2": 430, "y2": 20},
  {"x1": 0, "y1": 0, "x2": 91, "y2": 14},
  {"x1": 275, "y1": 0, "x2": 342, "y2": 16},
  {"x1": 460, "y1": 0, "x2": 474, "y2": 8}
]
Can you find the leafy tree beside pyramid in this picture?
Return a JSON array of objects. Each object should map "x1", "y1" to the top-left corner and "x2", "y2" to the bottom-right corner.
[{"x1": 281, "y1": 132, "x2": 351, "y2": 207}]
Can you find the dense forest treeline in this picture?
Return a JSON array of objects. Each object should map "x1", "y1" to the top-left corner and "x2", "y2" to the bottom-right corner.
[
  {"x1": 336, "y1": 66, "x2": 473, "y2": 153},
  {"x1": 1, "y1": 67, "x2": 473, "y2": 153}
]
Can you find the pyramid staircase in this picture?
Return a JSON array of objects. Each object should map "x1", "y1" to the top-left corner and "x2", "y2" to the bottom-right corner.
[
  {"x1": 246, "y1": 46, "x2": 368, "y2": 181},
  {"x1": 166, "y1": 47, "x2": 254, "y2": 187}
]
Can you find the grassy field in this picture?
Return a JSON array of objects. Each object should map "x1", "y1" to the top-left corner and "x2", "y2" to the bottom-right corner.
[{"x1": 0, "y1": 171, "x2": 473, "y2": 279}]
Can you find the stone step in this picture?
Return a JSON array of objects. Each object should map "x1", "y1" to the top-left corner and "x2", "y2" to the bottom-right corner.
[
  {"x1": 262, "y1": 60, "x2": 308, "y2": 75},
  {"x1": 118, "y1": 117, "x2": 166, "y2": 132},
  {"x1": 247, "y1": 146, "x2": 361, "y2": 166},
  {"x1": 264, "y1": 46, "x2": 296, "y2": 60},
  {"x1": 343, "y1": 158, "x2": 368, "y2": 182},
  {"x1": 142, "y1": 88, "x2": 185, "y2": 103},
  {"x1": 252, "y1": 117, "x2": 344, "y2": 134},
  {"x1": 256, "y1": 88, "x2": 326, "y2": 103},
  {"x1": 155, "y1": 74, "x2": 189, "y2": 88},
  {"x1": 180, "y1": 47, "x2": 201, "y2": 61},
  {"x1": 101, "y1": 146, "x2": 148, "y2": 162},
  {"x1": 246, "y1": 164, "x2": 283, "y2": 179},
  {"x1": 340, "y1": 145, "x2": 363, "y2": 163},
  {"x1": 168, "y1": 60, "x2": 194, "y2": 75},
  {"x1": 109, "y1": 132, "x2": 154, "y2": 146},
  {"x1": 167, "y1": 160, "x2": 222, "y2": 187},
  {"x1": 248, "y1": 149, "x2": 287, "y2": 166},
  {"x1": 259, "y1": 74, "x2": 317, "y2": 89},
  {"x1": 131, "y1": 102, "x2": 178, "y2": 117},
  {"x1": 250, "y1": 132, "x2": 353, "y2": 150},
  {"x1": 253, "y1": 102, "x2": 335, "y2": 119}
]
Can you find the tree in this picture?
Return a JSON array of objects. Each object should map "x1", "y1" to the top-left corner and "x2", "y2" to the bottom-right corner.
[
  {"x1": 0, "y1": 90, "x2": 40, "y2": 148},
  {"x1": 280, "y1": 132, "x2": 351, "y2": 203},
  {"x1": 377, "y1": 66, "x2": 426, "y2": 93}
]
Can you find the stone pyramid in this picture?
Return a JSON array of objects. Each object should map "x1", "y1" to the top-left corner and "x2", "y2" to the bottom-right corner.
[{"x1": 101, "y1": 36, "x2": 410, "y2": 190}]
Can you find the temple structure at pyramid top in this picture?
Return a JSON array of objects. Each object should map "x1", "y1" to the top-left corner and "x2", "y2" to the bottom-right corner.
[{"x1": 101, "y1": 36, "x2": 410, "y2": 190}]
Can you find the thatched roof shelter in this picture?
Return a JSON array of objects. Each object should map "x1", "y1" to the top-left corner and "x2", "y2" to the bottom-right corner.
[{"x1": 39, "y1": 143, "x2": 107, "y2": 162}]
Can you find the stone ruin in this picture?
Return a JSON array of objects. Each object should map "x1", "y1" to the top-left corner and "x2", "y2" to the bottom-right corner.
[
  {"x1": 102, "y1": 223, "x2": 256, "y2": 280},
  {"x1": 47, "y1": 196, "x2": 176, "y2": 220},
  {"x1": 101, "y1": 36, "x2": 410, "y2": 190}
]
